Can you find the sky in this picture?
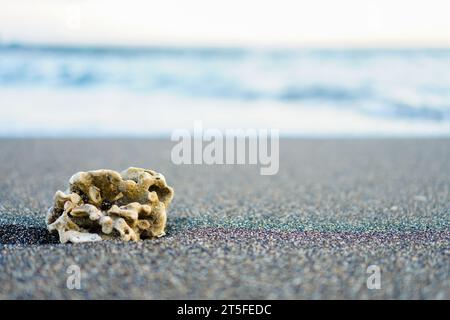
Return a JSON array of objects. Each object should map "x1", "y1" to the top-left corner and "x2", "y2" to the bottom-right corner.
[{"x1": 1, "y1": 0, "x2": 450, "y2": 47}]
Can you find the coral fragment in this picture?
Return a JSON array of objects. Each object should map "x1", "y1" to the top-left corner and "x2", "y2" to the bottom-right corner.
[{"x1": 47, "y1": 167, "x2": 174, "y2": 243}]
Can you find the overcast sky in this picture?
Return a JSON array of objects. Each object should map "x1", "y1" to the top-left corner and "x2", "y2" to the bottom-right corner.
[{"x1": 1, "y1": 0, "x2": 450, "y2": 47}]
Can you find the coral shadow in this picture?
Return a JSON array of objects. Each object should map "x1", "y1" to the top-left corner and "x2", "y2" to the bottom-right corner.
[{"x1": 0, "y1": 224, "x2": 59, "y2": 245}]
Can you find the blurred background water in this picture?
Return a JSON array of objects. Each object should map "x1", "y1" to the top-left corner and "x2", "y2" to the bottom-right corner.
[{"x1": 1, "y1": 44, "x2": 450, "y2": 136}]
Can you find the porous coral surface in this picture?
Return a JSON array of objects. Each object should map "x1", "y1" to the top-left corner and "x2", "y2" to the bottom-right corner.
[{"x1": 46, "y1": 167, "x2": 174, "y2": 243}]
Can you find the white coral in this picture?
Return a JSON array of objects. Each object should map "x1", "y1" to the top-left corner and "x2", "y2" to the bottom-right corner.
[{"x1": 47, "y1": 167, "x2": 174, "y2": 243}]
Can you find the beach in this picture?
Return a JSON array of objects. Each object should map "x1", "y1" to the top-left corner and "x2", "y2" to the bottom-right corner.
[{"x1": 0, "y1": 138, "x2": 449, "y2": 299}]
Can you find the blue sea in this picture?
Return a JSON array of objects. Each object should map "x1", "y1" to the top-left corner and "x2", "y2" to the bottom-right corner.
[{"x1": 1, "y1": 44, "x2": 450, "y2": 136}]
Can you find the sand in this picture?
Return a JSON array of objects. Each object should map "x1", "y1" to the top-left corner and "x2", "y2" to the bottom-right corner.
[{"x1": 0, "y1": 138, "x2": 448, "y2": 299}]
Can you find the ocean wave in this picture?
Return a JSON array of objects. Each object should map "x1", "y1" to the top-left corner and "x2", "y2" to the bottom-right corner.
[{"x1": 1, "y1": 44, "x2": 450, "y2": 132}]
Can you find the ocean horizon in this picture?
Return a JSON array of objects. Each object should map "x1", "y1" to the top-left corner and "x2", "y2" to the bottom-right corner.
[{"x1": 1, "y1": 43, "x2": 450, "y2": 137}]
